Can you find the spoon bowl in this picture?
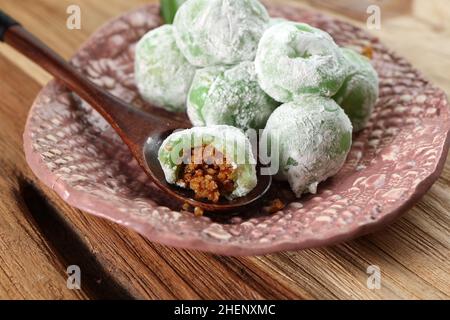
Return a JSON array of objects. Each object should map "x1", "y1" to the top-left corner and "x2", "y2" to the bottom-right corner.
[
  {"x1": 0, "y1": 11, "x2": 272, "y2": 212},
  {"x1": 143, "y1": 133, "x2": 273, "y2": 212}
]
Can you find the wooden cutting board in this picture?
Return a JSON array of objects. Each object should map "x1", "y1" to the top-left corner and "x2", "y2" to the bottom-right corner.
[{"x1": 0, "y1": 0, "x2": 448, "y2": 299}]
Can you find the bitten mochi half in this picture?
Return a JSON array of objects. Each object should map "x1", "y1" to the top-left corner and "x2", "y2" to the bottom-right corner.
[{"x1": 158, "y1": 125, "x2": 257, "y2": 202}]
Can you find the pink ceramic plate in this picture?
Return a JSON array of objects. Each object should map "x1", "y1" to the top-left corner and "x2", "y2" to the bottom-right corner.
[{"x1": 24, "y1": 3, "x2": 450, "y2": 256}]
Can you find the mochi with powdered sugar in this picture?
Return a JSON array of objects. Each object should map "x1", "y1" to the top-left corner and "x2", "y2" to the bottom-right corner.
[
  {"x1": 135, "y1": 25, "x2": 196, "y2": 112},
  {"x1": 187, "y1": 61, "x2": 279, "y2": 130},
  {"x1": 255, "y1": 21, "x2": 349, "y2": 103},
  {"x1": 173, "y1": 0, "x2": 270, "y2": 67},
  {"x1": 333, "y1": 47, "x2": 379, "y2": 132},
  {"x1": 263, "y1": 95, "x2": 353, "y2": 197}
]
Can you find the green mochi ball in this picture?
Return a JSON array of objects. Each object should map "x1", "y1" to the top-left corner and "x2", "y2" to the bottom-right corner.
[
  {"x1": 255, "y1": 21, "x2": 349, "y2": 103},
  {"x1": 187, "y1": 61, "x2": 279, "y2": 130},
  {"x1": 333, "y1": 48, "x2": 379, "y2": 132},
  {"x1": 263, "y1": 95, "x2": 353, "y2": 197},
  {"x1": 173, "y1": 0, "x2": 270, "y2": 67},
  {"x1": 135, "y1": 25, "x2": 196, "y2": 112}
]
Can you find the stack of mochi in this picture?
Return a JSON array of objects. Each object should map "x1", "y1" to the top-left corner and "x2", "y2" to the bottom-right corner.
[{"x1": 135, "y1": 0, "x2": 379, "y2": 200}]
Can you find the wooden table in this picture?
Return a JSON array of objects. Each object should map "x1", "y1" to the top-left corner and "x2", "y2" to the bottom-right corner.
[{"x1": 0, "y1": 0, "x2": 448, "y2": 300}]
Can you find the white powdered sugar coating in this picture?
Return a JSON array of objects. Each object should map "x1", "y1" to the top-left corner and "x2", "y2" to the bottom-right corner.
[
  {"x1": 173, "y1": 0, "x2": 269, "y2": 67},
  {"x1": 333, "y1": 48, "x2": 379, "y2": 132},
  {"x1": 255, "y1": 21, "x2": 349, "y2": 103},
  {"x1": 135, "y1": 25, "x2": 196, "y2": 112},
  {"x1": 158, "y1": 125, "x2": 257, "y2": 198},
  {"x1": 187, "y1": 61, "x2": 279, "y2": 130},
  {"x1": 263, "y1": 96, "x2": 353, "y2": 197},
  {"x1": 267, "y1": 17, "x2": 287, "y2": 28}
]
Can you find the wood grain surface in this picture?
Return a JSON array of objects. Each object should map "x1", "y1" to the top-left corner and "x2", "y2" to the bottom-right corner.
[{"x1": 0, "y1": 0, "x2": 448, "y2": 300}]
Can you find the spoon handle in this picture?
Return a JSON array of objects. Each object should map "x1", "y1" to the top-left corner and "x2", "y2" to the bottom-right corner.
[
  {"x1": 0, "y1": 11, "x2": 18, "y2": 41},
  {"x1": 0, "y1": 10, "x2": 161, "y2": 143}
]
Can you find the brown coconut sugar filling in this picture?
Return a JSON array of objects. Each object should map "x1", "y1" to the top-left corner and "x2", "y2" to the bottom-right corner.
[{"x1": 177, "y1": 146, "x2": 236, "y2": 203}]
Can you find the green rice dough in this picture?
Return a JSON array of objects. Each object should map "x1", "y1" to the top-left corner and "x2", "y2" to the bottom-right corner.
[
  {"x1": 173, "y1": 0, "x2": 269, "y2": 67},
  {"x1": 255, "y1": 21, "x2": 349, "y2": 103},
  {"x1": 263, "y1": 96, "x2": 352, "y2": 197},
  {"x1": 135, "y1": 25, "x2": 196, "y2": 112},
  {"x1": 187, "y1": 61, "x2": 279, "y2": 130},
  {"x1": 333, "y1": 48, "x2": 379, "y2": 132},
  {"x1": 158, "y1": 125, "x2": 257, "y2": 199}
]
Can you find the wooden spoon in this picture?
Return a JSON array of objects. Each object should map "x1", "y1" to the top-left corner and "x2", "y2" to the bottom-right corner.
[{"x1": 0, "y1": 11, "x2": 272, "y2": 212}]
